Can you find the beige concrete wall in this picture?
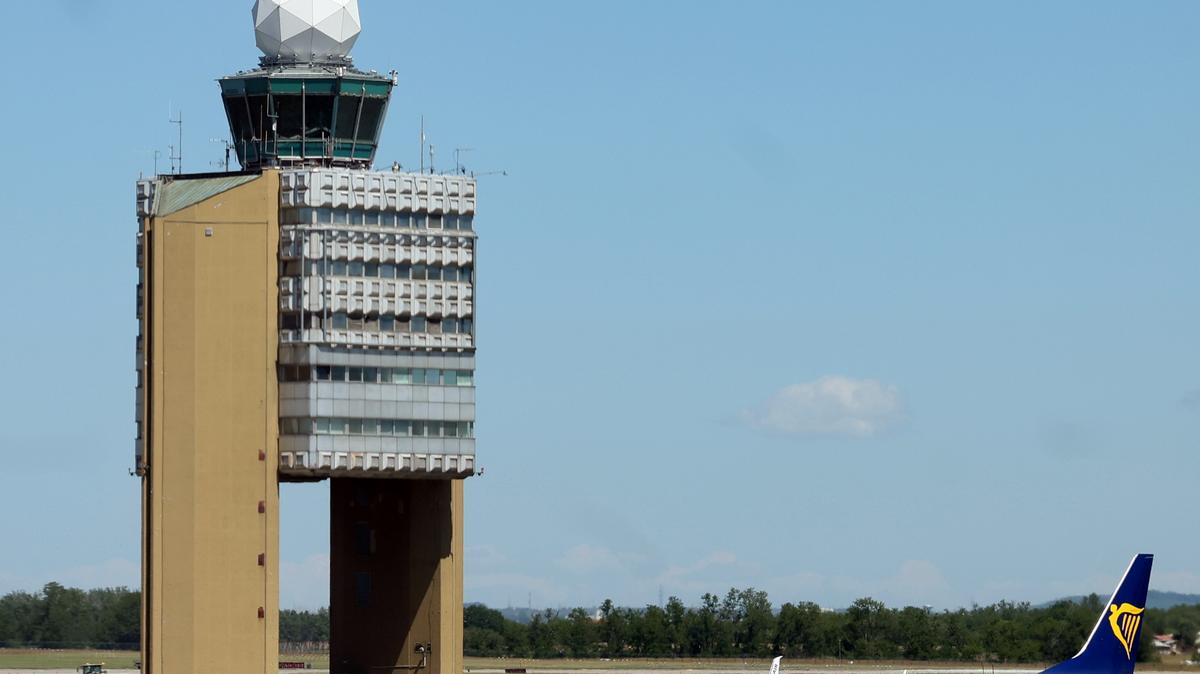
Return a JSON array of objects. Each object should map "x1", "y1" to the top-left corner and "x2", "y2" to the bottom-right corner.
[
  {"x1": 141, "y1": 173, "x2": 280, "y2": 674},
  {"x1": 329, "y1": 479, "x2": 464, "y2": 674}
]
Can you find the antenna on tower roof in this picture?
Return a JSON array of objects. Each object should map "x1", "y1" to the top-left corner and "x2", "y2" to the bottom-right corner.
[
  {"x1": 168, "y1": 105, "x2": 183, "y2": 174},
  {"x1": 454, "y1": 148, "x2": 475, "y2": 175}
]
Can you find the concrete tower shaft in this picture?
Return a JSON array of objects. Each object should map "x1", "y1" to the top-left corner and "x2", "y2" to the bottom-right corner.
[{"x1": 135, "y1": 5, "x2": 475, "y2": 674}]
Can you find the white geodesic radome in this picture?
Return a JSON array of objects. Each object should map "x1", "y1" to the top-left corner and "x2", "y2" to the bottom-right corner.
[{"x1": 253, "y1": 0, "x2": 361, "y2": 62}]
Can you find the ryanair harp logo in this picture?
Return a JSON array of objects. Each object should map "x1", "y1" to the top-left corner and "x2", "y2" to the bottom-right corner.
[{"x1": 1108, "y1": 603, "x2": 1145, "y2": 660}]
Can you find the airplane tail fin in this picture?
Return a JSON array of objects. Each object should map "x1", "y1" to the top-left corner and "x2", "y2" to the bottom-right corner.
[
  {"x1": 769, "y1": 656, "x2": 782, "y2": 674},
  {"x1": 1042, "y1": 554, "x2": 1154, "y2": 674}
]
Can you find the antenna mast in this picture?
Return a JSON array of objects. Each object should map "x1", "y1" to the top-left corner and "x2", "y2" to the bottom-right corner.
[{"x1": 169, "y1": 108, "x2": 183, "y2": 174}]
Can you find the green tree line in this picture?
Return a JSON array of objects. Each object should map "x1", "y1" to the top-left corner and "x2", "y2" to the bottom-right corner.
[
  {"x1": 464, "y1": 590, "x2": 1200, "y2": 663},
  {"x1": 3, "y1": 583, "x2": 1198, "y2": 663}
]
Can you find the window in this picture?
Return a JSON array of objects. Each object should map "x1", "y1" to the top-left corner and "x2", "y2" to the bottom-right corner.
[
  {"x1": 396, "y1": 212, "x2": 411, "y2": 228},
  {"x1": 397, "y1": 264, "x2": 411, "y2": 279},
  {"x1": 412, "y1": 369, "x2": 427, "y2": 385},
  {"x1": 393, "y1": 369, "x2": 412, "y2": 384},
  {"x1": 349, "y1": 367, "x2": 364, "y2": 382},
  {"x1": 317, "y1": 208, "x2": 333, "y2": 224},
  {"x1": 329, "y1": 418, "x2": 346, "y2": 435},
  {"x1": 348, "y1": 419, "x2": 363, "y2": 435},
  {"x1": 349, "y1": 210, "x2": 365, "y2": 226},
  {"x1": 348, "y1": 261, "x2": 364, "y2": 276},
  {"x1": 332, "y1": 314, "x2": 349, "y2": 330},
  {"x1": 355, "y1": 572, "x2": 371, "y2": 608},
  {"x1": 411, "y1": 421, "x2": 425, "y2": 437},
  {"x1": 332, "y1": 260, "x2": 348, "y2": 276},
  {"x1": 363, "y1": 367, "x2": 379, "y2": 383},
  {"x1": 315, "y1": 366, "x2": 332, "y2": 381},
  {"x1": 365, "y1": 262, "x2": 379, "y2": 277},
  {"x1": 443, "y1": 370, "x2": 458, "y2": 387},
  {"x1": 333, "y1": 209, "x2": 348, "y2": 225},
  {"x1": 411, "y1": 316, "x2": 427, "y2": 333},
  {"x1": 380, "y1": 264, "x2": 396, "y2": 279},
  {"x1": 379, "y1": 316, "x2": 395, "y2": 332},
  {"x1": 364, "y1": 211, "x2": 380, "y2": 227},
  {"x1": 411, "y1": 265, "x2": 427, "y2": 281},
  {"x1": 443, "y1": 319, "x2": 459, "y2": 335},
  {"x1": 457, "y1": 371, "x2": 474, "y2": 387},
  {"x1": 413, "y1": 214, "x2": 427, "y2": 229},
  {"x1": 428, "y1": 214, "x2": 443, "y2": 229},
  {"x1": 332, "y1": 366, "x2": 347, "y2": 381}
]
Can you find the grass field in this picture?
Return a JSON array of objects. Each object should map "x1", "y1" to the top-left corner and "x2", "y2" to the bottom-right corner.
[
  {"x1": 0, "y1": 652, "x2": 1194, "y2": 672},
  {"x1": 0, "y1": 649, "x2": 140, "y2": 670}
]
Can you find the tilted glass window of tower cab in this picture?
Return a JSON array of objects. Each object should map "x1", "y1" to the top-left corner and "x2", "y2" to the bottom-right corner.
[{"x1": 133, "y1": 3, "x2": 475, "y2": 674}]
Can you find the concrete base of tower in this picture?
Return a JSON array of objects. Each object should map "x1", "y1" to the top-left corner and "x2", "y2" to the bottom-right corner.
[{"x1": 330, "y1": 478, "x2": 464, "y2": 674}]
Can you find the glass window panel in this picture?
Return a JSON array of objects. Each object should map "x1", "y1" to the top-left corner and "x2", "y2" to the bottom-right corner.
[
  {"x1": 349, "y1": 419, "x2": 363, "y2": 435},
  {"x1": 443, "y1": 370, "x2": 457, "y2": 387},
  {"x1": 315, "y1": 366, "x2": 332, "y2": 381},
  {"x1": 397, "y1": 264, "x2": 411, "y2": 279},
  {"x1": 317, "y1": 208, "x2": 333, "y2": 224},
  {"x1": 428, "y1": 214, "x2": 443, "y2": 229},
  {"x1": 443, "y1": 319, "x2": 459, "y2": 335},
  {"x1": 348, "y1": 261, "x2": 364, "y2": 276},
  {"x1": 365, "y1": 211, "x2": 380, "y2": 226},
  {"x1": 411, "y1": 316, "x2": 427, "y2": 333},
  {"x1": 357, "y1": 98, "x2": 386, "y2": 141},
  {"x1": 350, "y1": 210, "x2": 365, "y2": 226},
  {"x1": 457, "y1": 371, "x2": 473, "y2": 386},
  {"x1": 316, "y1": 418, "x2": 330, "y2": 433},
  {"x1": 394, "y1": 369, "x2": 412, "y2": 384},
  {"x1": 395, "y1": 420, "x2": 411, "y2": 436},
  {"x1": 380, "y1": 264, "x2": 396, "y2": 279},
  {"x1": 411, "y1": 421, "x2": 425, "y2": 437},
  {"x1": 362, "y1": 419, "x2": 379, "y2": 435},
  {"x1": 349, "y1": 367, "x2": 364, "y2": 382},
  {"x1": 444, "y1": 422, "x2": 458, "y2": 438},
  {"x1": 461, "y1": 318, "x2": 473, "y2": 334},
  {"x1": 396, "y1": 212, "x2": 411, "y2": 228},
  {"x1": 380, "y1": 419, "x2": 394, "y2": 434},
  {"x1": 379, "y1": 316, "x2": 395, "y2": 332},
  {"x1": 411, "y1": 265, "x2": 427, "y2": 280},
  {"x1": 413, "y1": 214, "x2": 426, "y2": 229},
  {"x1": 363, "y1": 367, "x2": 378, "y2": 383},
  {"x1": 332, "y1": 260, "x2": 348, "y2": 276},
  {"x1": 365, "y1": 262, "x2": 379, "y2": 277},
  {"x1": 412, "y1": 369, "x2": 426, "y2": 385},
  {"x1": 332, "y1": 366, "x2": 347, "y2": 381},
  {"x1": 333, "y1": 209, "x2": 348, "y2": 225},
  {"x1": 332, "y1": 314, "x2": 349, "y2": 330},
  {"x1": 329, "y1": 418, "x2": 346, "y2": 434}
]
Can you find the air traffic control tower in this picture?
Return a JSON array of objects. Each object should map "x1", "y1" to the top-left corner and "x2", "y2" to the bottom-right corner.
[{"x1": 134, "y1": 3, "x2": 475, "y2": 673}]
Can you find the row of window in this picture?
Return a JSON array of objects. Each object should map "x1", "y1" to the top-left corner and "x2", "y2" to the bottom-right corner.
[
  {"x1": 279, "y1": 365, "x2": 474, "y2": 386},
  {"x1": 282, "y1": 208, "x2": 474, "y2": 231},
  {"x1": 283, "y1": 260, "x2": 474, "y2": 283},
  {"x1": 281, "y1": 417, "x2": 475, "y2": 438},
  {"x1": 281, "y1": 313, "x2": 473, "y2": 335}
]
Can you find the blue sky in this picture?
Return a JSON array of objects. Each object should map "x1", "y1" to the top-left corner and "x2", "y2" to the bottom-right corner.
[{"x1": 1, "y1": 0, "x2": 1197, "y2": 611}]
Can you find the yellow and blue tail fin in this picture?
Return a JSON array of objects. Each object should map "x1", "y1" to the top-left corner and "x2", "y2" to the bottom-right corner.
[{"x1": 1042, "y1": 554, "x2": 1154, "y2": 674}]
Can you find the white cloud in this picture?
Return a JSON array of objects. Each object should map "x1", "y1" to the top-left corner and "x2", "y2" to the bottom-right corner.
[
  {"x1": 558, "y1": 544, "x2": 628, "y2": 574},
  {"x1": 280, "y1": 554, "x2": 329, "y2": 610},
  {"x1": 744, "y1": 376, "x2": 904, "y2": 437}
]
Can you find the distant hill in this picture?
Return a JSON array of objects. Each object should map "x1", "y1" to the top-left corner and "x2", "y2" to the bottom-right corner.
[{"x1": 1043, "y1": 590, "x2": 1200, "y2": 610}]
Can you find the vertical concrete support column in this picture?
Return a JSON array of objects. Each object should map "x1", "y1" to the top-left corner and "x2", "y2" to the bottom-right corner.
[
  {"x1": 140, "y1": 173, "x2": 280, "y2": 674},
  {"x1": 330, "y1": 479, "x2": 464, "y2": 674}
]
